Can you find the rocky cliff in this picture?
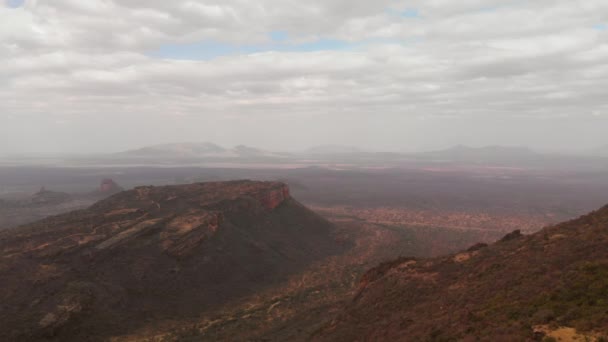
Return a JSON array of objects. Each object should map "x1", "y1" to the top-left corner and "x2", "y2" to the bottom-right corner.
[{"x1": 0, "y1": 180, "x2": 342, "y2": 341}]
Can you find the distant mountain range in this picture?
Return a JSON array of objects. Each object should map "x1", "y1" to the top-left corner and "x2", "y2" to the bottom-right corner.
[
  {"x1": 115, "y1": 142, "x2": 281, "y2": 159},
  {"x1": 116, "y1": 142, "x2": 543, "y2": 161},
  {"x1": 117, "y1": 142, "x2": 370, "y2": 158},
  {"x1": 5, "y1": 142, "x2": 608, "y2": 170},
  {"x1": 305, "y1": 145, "x2": 364, "y2": 154}
]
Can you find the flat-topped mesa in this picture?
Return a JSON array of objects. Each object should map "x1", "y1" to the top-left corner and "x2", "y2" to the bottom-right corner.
[
  {"x1": 7, "y1": 181, "x2": 295, "y2": 260},
  {"x1": 94, "y1": 180, "x2": 291, "y2": 213},
  {"x1": 86, "y1": 181, "x2": 290, "y2": 257},
  {"x1": 0, "y1": 180, "x2": 338, "y2": 342}
]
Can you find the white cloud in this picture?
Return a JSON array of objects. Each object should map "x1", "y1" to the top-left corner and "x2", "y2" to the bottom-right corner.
[{"x1": 0, "y1": 0, "x2": 607, "y2": 153}]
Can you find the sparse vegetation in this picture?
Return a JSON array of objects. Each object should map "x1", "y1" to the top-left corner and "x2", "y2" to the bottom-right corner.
[{"x1": 314, "y1": 205, "x2": 608, "y2": 341}]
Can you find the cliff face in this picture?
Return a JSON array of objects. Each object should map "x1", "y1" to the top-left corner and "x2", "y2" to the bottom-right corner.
[
  {"x1": 0, "y1": 180, "x2": 341, "y2": 342},
  {"x1": 254, "y1": 184, "x2": 291, "y2": 210}
]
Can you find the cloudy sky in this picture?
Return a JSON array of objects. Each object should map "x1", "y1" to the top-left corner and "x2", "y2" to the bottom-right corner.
[{"x1": 1, "y1": 0, "x2": 607, "y2": 154}]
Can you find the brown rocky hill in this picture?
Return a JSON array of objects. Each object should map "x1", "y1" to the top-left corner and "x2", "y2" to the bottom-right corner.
[
  {"x1": 0, "y1": 181, "x2": 343, "y2": 341},
  {"x1": 314, "y1": 204, "x2": 608, "y2": 341}
]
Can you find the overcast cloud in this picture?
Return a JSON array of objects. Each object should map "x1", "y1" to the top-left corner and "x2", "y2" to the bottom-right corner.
[{"x1": 1, "y1": 0, "x2": 607, "y2": 154}]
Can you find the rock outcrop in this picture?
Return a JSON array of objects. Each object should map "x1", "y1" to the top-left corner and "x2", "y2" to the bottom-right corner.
[{"x1": 99, "y1": 178, "x2": 123, "y2": 194}]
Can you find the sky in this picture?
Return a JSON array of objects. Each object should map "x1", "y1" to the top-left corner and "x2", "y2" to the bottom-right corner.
[{"x1": 0, "y1": 0, "x2": 607, "y2": 154}]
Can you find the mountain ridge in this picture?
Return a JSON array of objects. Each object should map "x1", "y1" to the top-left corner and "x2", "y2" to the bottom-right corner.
[
  {"x1": 114, "y1": 142, "x2": 284, "y2": 159},
  {"x1": 314, "y1": 204, "x2": 608, "y2": 341}
]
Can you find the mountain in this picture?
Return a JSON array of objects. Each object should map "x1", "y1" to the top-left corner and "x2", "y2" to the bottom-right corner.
[
  {"x1": 306, "y1": 145, "x2": 364, "y2": 155},
  {"x1": 111, "y1": 142, "x2": 287, "y2": 163},
  {"x1": 116, "y1": 142, "x2": 227, "y2": 158},
  {"x1": 232, "y1": 144, "x2": 278, "y2": 157},
  {"x1": 98, "y1": 178, "x2": 123, "y2": 194},
  {"x1": 314, "y1": 204, "x2": 608, "y2": 341},
  {"x1": 0, "y1": 181, "x2": 343, "y2": 341}
]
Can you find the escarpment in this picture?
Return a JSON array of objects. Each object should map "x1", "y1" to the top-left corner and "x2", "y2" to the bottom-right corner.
[{"x1": 0, "y1": 180, "x2": 342, "y2": 341}]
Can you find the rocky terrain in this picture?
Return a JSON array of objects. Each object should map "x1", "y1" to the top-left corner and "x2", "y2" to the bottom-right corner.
[
  {"x1": 314, "y1": 204, "x2": 608, "y2": 341},
  {"x1": 2, "y1": 177, "x2": 608, "y2": 341},
  {"x1": 0, "y1": 181, "x2": 344, "y2": 341}
]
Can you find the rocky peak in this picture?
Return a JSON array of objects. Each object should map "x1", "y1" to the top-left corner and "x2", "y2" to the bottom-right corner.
[{"x1": 98, "y1": 178, "x2": 123, "y2": 194}]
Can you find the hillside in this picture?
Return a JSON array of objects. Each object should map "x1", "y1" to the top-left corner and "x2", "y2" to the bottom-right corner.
[
  {"x1": 0, "y1": 181, "x2": 343, "y2": 341},
  {"x1": 315, "y1": 204, "x2": 608, "y2": 341}
]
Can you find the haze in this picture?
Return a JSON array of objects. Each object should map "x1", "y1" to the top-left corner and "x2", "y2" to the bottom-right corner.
[{"x1": 1, "y1": 0, "x2": 607, "y2": 154}]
